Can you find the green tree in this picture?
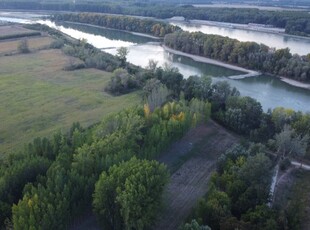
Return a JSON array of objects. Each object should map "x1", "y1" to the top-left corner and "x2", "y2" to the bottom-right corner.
[
  {"x1": 182, "y1": 219, "x2": 211, "y2": 230},
  {"x1": 93, "y1": 157, "x2": 169, "y2": 230},
  {"x1": 116, "y1": 46, "x2": 129, "y2": 67},
  {"x1": 18, "y1": 39, "x2": 30, "y2": 53}
]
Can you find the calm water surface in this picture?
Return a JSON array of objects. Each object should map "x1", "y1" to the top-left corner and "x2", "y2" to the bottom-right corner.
[{"x1": 170, "y1": 21, "x2": 310, "y2": 55}]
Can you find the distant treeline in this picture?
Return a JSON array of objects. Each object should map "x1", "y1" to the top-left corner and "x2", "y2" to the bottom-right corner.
[
  {"x1": 0, "y1": 31, "x2": 41, "y2": 40},
  {"x1": 164, "y1": 31, "x2": 310, "y2": 82},
  {"x1": 1, "y1": 1, "x2": 310, "y2": 36},
  {"x1": 52, "y1": 13, "x2": 179, "y2": 37}
]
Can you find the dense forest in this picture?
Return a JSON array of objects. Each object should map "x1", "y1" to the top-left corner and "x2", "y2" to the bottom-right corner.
[
  {"x1": 165, "y1": 31, "x2": 310, "y2": 82},
  {"x1": 1, "y1": 25, "x2": 310, "y2": 228},
  {"x1": 1, "y1": 1, "x2": 310, "y2": 36},
  {"x1": 52, "y1": 13, "x2": 180, "y2": 37},
  {"x1": 1, "y1": 9, "x2": 310, "y2": 230}
]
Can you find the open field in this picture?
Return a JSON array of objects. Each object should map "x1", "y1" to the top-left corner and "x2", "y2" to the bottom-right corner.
[
  {"x1": 0, "y1": 36, "x2": 54, "y2": 55},
  {"x1": 0, "y1": 25, "x2": 35, "y2": 37},
  {"x1": 155, "y1": 120, "x2": 239, "y2": 229},
  {"x1": 0, "y1": 49, "x2": 140, "y2": 154}
]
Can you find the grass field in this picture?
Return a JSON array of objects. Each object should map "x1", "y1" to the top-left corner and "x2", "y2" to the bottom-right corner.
[
  {"x1": 0, "y1": 49, "x2": 140, "y2": 154},
  {"x1": 0, "y1": 36, "x2": 55, "y2": 55},
  {"x1": 0, "y1": 25, "x2": 36, "y2": 37}
]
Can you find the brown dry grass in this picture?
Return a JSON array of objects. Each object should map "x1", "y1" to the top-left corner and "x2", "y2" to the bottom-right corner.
[
  {"x1": 0, "y1": 36, "x2": 54, "y2": 55},
  {"x1": 155, "y1": 120, "x2": 239, "y2": 229}
]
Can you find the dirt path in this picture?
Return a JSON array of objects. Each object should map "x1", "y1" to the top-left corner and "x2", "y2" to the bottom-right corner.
[{"x1": 154, "y1": 120, "x2": 239, "y2": 229}]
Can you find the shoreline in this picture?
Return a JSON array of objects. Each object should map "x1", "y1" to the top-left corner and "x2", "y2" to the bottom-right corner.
[
  {"x1": 162, "y1": 45, "x2": 260, "y2": 79},
  {"x1": 279, "y1": 77, "x2": 310, "y2": 90},
  {"x1": 61, "y1": 21, "x2": 161, "y2": 40},
  {"x1": 163, "y1": 45, "x2": 310, "y2": 90},
  {"x1": 169, "y1": 18, "x2": 310, "y2": 41}
]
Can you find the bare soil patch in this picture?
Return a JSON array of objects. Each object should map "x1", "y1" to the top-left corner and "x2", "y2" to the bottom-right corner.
[{"x1": 154, "y1": 120, "x2": 239, "y2": 229}]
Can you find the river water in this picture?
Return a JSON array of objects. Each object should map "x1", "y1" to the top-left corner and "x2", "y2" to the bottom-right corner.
[
  {"x1": 1, "y1": 12, "x2": 310, "y2": 112},
  {"x1": 170, "y1": 21, "x2": 310, "y2": 56}
]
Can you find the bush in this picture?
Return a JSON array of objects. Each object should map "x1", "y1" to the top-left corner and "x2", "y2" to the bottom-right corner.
[
  {"x1": 50, "y1": 39, "x2": 64, "y2": 49},
  {"x1": 279, "y1": 158, "x2": 291, "y2": 171},
  {"x1": 17, "y1": 39, "x2": 30, "y2": 53}
]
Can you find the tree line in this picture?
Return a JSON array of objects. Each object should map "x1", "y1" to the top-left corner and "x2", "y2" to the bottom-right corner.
[
  {"x1": 164, "y1": 31, "x2": 310, "y2": 82},
  {"x1": 50, "y1": 13, "x2": 310, "y2": 83},
  {"x1": 52, "y1": 13, "x2": 180, "y2": 37},
  {"x1": 1, "y1": 99, "x2": 210, "y2": 228},
  {"x1": 1, "y1": 1, "x2": 310, "y2": 36}
]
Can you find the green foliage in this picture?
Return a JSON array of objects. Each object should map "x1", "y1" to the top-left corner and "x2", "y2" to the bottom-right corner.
[
  {"x1": 10, "y1": 100, "x2": 206, "y2": 229},
  {"x1": 182, "y1": 219, "x2": 211, "y2": 230},
  {"x1": 116, "y1": 46, "x2": 129, "y2": 67},
  {"x1": 165, "y1": 31, "x2": 310, "y2": 82},
  {"x1": 191, "y1": 144, "x2": 273, "y2": 230},
  {"x1": 93, "y1": 157, "x2": 169, "y2": 230},
  {"x1": 105, "y1": 68, "x2": 139, "y2": 95},
  {"x1": 223, "y1": 96, "x2": 263, "y2": 134},
  {"x1": 274, "y1": 125, "x2": 309, "y2": 159},
  {"x1": 53, "y1": 13, "x2": 180, "y2": 37},
  {"x1": 183, "y1": 75, "x2": 212, "y2": 101},
  {"x1": 49, "y1": 38, "x2": 64, "y2": 49}
]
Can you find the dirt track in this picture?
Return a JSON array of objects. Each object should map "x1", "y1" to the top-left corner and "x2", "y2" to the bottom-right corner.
[{"x1": 154, "y1": 120, "x2": 239, "y2": 229}]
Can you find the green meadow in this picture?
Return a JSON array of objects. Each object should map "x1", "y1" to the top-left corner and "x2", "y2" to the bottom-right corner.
[{"x1": 0, "y1": 49, "x2": 140, "y2": 154}]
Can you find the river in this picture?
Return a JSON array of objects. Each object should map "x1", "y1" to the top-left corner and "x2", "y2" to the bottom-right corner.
[
  {"x1": 170, "y1": 21, "x2": 310, "y2": 56},
  {"x1": 1, "y1": 12, "x2": 310, "y2": 112}
]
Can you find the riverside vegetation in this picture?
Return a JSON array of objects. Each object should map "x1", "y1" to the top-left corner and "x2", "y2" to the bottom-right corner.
[
  {"x1": 54, "y1": 13, "x2": 310, "y2": 83},
  {"x1": 0, "y1": 14, "x2": 310, "y2": 230},
  {"x1": 1, "y1": 0, "x2": 310, "y2": 36}
]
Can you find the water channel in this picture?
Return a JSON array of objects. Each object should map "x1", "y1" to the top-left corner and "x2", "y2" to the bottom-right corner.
[{"x1": 1, "y1": 12, "x2": 310, "y2": 112}]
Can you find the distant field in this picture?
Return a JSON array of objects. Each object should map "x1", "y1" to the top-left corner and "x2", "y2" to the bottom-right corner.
[
  {"x1": 0, "y1": 25, "x2": 35, "y2": 37},
  {"x1": 0, "y1": 49, "x2": 140, "y2": 154},
  {"x1": 0, "y1": 36, "x2": 54, "y2": 55}
]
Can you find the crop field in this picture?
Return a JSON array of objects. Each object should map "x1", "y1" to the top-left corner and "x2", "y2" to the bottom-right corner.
[
  {"x1": 0, "y1": 36, "x2": 54, "y2": 55},
  {"x1": 0, "y1": 49, "x2": 140, "y2": 154}
]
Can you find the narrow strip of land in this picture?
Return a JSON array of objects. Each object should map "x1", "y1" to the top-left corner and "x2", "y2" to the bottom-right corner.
[{"x1": 163, "y1": 45, "x2": 260, "y2": 79}]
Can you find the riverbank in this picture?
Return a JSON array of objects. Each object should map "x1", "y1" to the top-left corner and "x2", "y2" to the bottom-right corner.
[
  {"x1": 164, "y1": 45, "x2": 310, "y2": 90},
  {"x1": 58, "y1": 21, "x2": 161, "y2": 40},
  {"x1": 163, "y1": 45, "x2": 260, "y2": 79},
  {"x1": 279, "y1": 77, "x2": 310, "y2": 90}
]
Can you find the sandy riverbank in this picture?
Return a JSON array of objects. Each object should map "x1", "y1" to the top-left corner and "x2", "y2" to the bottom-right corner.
[
  {"x1": 163, "y1": 45, "x2": 260, "y2": 78},
  {"x1": 163, "y1": 45, "x2": 310, "y2": 90},
  {"x1": 279, "y1": 77, "x2": 310, "y2": 90}
]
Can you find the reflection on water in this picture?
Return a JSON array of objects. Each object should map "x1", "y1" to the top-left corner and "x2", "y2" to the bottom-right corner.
[{"x1": 171, "y1": 21, "x2": 310, "y2": 55}]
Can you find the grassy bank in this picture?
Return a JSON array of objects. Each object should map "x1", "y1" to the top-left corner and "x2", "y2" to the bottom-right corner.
[{"x1": 0, "y1": 49, "x2": 140, "y2": 154}]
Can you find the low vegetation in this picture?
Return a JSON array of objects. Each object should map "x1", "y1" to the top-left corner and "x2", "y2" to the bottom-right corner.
[{"x1": 0, "y1": 48, "x2": 139, "y2": 154}]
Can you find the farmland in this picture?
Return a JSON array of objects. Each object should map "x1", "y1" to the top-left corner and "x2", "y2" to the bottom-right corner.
[{"x1": 0, "y1": 48, "x2": 139, "y2": 154}]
